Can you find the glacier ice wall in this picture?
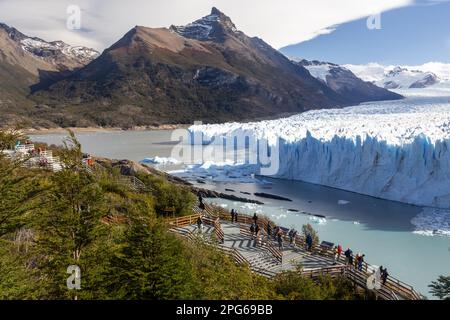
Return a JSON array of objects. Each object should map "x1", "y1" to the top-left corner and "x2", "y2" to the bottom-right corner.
[
  {"x1": 189, "y1": 91, "x2": 450, "y2": 208},
  {"x1": 274, "y1": 133, "x2": 450, "y2": 208}
]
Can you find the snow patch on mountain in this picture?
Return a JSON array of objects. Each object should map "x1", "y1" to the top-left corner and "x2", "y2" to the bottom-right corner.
[
  {"x1": 303, "y1": 63, "x2": 333, "y2": 83},
  {"x1": 170, "y1": 7, "x2": 238, "y2": 41},
  {"x1": 20, "y1": 38, "x2": 99, "y2": 63}
]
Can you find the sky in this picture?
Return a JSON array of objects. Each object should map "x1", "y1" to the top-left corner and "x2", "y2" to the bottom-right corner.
[
  {"x1": 0, "y1": 0, "x2": 414, "y2": 52},
  {"x1": 0, "y1": 0, "x2": 447, "y2": 64},
  {"x1": 280, "y1": 0, "x2": 450, "y2": 65}
]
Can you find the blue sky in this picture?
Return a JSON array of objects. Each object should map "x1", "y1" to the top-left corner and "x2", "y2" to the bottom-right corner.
[
  {"x1": 280, "y1": 0, "x2": 450, "y2": 65},
  {"x1": 0, "y1": 0, "x2": 412, "y2": 51}
]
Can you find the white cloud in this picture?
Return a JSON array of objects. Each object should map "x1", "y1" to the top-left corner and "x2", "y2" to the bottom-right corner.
[{"x1": 0, "y1": 0, "x2": 414, "y2": 51}]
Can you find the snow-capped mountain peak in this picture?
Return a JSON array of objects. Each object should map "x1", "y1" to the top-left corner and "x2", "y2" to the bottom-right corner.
[
  {"x1": 344, "y1": 63, "x2": 448, "y2": 90},
  {"x1": 0, "y1": 22, "x2": 99, "y2": 68},
  {"x1": 170, "y1": 7, "x2": 238, "y2": 41}
]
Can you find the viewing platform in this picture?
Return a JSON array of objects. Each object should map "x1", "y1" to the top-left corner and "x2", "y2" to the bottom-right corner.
[{"x1": 166, "y1": 203, "x2": 423, "y2": 301}]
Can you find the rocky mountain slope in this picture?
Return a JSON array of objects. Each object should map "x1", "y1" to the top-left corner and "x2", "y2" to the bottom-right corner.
[
  {"x1": 30, "y1": 8, "x2": 401, "y2": 128},
  {"x1": 0, "y1": 22, "x2": 98, "y2": 126},
  {"x1": 297, "y1": 60, "x2": 402, "y2": 104}
]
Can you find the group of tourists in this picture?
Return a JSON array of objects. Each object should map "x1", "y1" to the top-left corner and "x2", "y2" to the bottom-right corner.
[{"x1": 341, "y1": 247, "x2": 367, "y2": 271}]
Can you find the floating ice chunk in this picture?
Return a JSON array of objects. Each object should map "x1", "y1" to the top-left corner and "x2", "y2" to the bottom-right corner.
[
  {"x1": 241, "y1": 203, "x2": 258, "y2": 210},
  {"x1": 411, "y1": 208, "x2": 450, "y2": 237},
  {"x1": 142, "y1": 156, "x2": 180, "y2": 165},
  {"x1": 309, "y1": 216, "x2": 327, "y2": 225},
  {"x1": 338, "y1": 200, "x2": 351, "y2": 205}
]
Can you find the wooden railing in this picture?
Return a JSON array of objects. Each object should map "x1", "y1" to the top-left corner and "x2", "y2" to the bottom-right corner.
[
  {"x1": 300, "y1": 265, "x2": 349, "y2": 279},
  {"x1": 165, "y1": 214, "x2": 201, "y2": 228},
  {"x1": 203, "y1": 216, "x2": 225, "y2": 243},
  {"x1": 239, "y1": 224, "x2": 283, "y2": 263}
]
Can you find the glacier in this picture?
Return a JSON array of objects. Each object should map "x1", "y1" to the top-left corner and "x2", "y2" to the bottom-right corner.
[{"x1": 189, "y1": 88, "x2": 450, "y2": 209}]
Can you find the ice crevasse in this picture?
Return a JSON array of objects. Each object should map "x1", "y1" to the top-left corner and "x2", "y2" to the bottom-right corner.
[{"x1": 189, "y1": 92, "x2": 450, "y2": 208}]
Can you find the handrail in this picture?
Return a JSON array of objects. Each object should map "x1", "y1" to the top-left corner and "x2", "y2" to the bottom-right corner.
[
  {"x1": 239, "y1": 224, "x2": 283, "y2": 263},
  {"x1": 165, "y1": 213, "x2": 202, "y2": 228}
]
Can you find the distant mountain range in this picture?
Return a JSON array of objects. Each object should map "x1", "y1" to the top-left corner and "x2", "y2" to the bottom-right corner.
[
  {"x1": 344, "y1": 63, "x2": 450, "y2": 90},
  {"x1": 296, "y1": 60, "x2": 402, "y2": 104},
  {"x1": 1, "y1": 8, "x2": 401, "y2": 129}
]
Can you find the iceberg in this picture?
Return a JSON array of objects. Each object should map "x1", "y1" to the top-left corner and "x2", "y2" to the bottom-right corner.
[
  {"x1": 189, "y1": 90, "x2": 450, "y2": 208},
  {"x1": 141, "y1": 156, "x2": 180, "y2": 165}
]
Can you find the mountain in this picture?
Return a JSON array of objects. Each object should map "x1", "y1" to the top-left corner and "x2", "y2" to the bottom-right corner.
[
  {"x1": 0, "y1": 22, "x2": 99, "y2": 126},
  {"x1": 296, "y1": 59, "x2": 402, "y2": 104},
  {"x1": 30, "y1": 8, "x2": 401, "y2": 128},
  {"x1": 345, "y1": 63, "x2": 444, "y2": 89}
]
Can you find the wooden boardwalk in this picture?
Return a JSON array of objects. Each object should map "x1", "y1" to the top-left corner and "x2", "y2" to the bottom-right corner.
[{"x1": 167, "y1": 203, "x2": 423, "y2": 300}]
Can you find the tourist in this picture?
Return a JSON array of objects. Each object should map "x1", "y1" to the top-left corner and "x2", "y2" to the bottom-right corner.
[
  {"x1": 358, "y1": 254, "x2": 365, "y2": 271},
  {"x1": 291, "y1": 229, "x2": 298, "y2": 248},
  {"x1": 306, "y1": 233, "x2": 313, "y2": 252},
  {"x1": 266, "y1": 223, "x2": 272, "y2": 240},
  {"x1": 255, "y1": 224, "x2": 261, "y2": 246},
  {"x1": 234, "y1": 210, "x2": 238, "y2": 223},
  {"x1": 382, "y1": 268, "x2": 389, "y2": 285},
  {"x1": 273, "y1": 226, "x2": 279, "y2": 240},
  {"x1": 288, "y1": 228, "x2": 296, "y2": 247},
  {"x1": 354, "y1": 253, "x2": 360, "y2": 269},
  {"x1": 230, "y1": 209, "x2": 235, "y2": 222},
  {"x1": 252, "y1": 213, "x2": 258, "y2": 224},
  {"x1": 349, "y1": 253, "x2": 354, "y2": 267},
  {"x1": 198, "y1": 192, "x2": 203, "y2": 205},
  {"x1": 277, "y1": 230, "x2": 283, "y2": 250},
  {"x1": 197, "y1": 216, "x2": 203, "y2": 233},
  {"x1": 344, "y1": 248, "x2": 353, "y2": 265},
  {"x1": 250, "y1": 223, "x2": 256, "y2": 239},
  {"x1": 337, "y1": 244, "x2": 343, "y2": 261}
]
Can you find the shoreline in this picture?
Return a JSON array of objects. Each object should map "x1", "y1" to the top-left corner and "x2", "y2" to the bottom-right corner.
[{"x1": 23, "y1": 124, "x2": 190, "y2": 135}]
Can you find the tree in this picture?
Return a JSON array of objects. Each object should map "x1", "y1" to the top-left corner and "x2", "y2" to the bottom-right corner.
[
  {"x1": 32, "y1": 132, "x2": 109, "y2": 299},
  {"x1": 184, "y1": 241, "x2": 272, "y2": 300},
  {"x1": 0, "y1": 129, "x2": 43, "y2": 237},
  {"x1": 105, "y1": 211, "x2": 195, "y2": 300},
  {"x1": 137, "y1": 173, "x2": 195, "y2": 217},
  {"x1": 272, "y1": 271, "x2": 360, "y2": 300},
  {"x1": 429, "y1": 275, "x2": 450, "y2": 300},
  {"x1": 302, "y1": 224, "x2": 319, "y2": 249}
]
